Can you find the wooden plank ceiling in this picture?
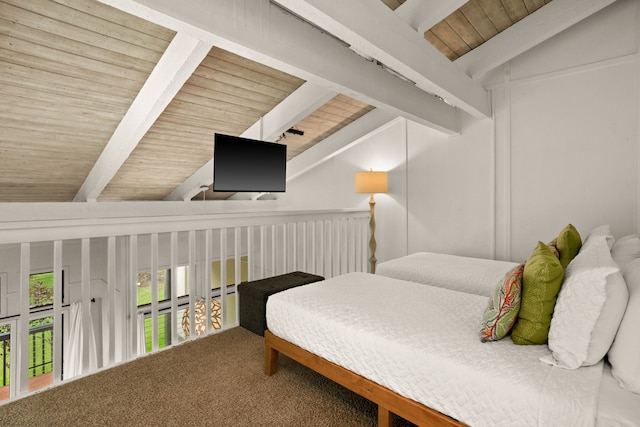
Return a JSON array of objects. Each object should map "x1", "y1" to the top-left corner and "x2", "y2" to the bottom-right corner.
[
  {"x1": 0, "y1": 0, "x2": 553, "y2": 202},
  {"x1": 384, "y1": 0, "x2": 552, "y2": 60},
  {"x1": 0, "y1": 0, "x2": 174, "y2": 202}
]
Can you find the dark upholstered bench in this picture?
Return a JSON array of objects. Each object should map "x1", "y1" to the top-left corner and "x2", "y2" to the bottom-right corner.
[{"x1": 238, "y1": 271, "x2": 324, "y2": 336}]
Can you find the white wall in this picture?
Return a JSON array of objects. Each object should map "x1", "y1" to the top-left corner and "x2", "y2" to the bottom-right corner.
[
  {"x1": 492, "y1": 0, "x2": 639, "y2": 262},
  {"x1": 406, "y1": 114, "x2": 495, "y2": 258}
]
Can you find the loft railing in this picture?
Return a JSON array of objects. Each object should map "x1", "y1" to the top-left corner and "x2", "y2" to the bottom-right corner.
[{"x1": 0, "y1": 208, "x2": 370, "y2": 402}]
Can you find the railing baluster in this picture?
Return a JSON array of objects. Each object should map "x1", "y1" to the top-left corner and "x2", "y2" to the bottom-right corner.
[
  {"x1": 259, "y1": 225, "x2": 266, "y2": 280},
  {"x1": 337, "y1": 219, "x2": 343, "y2": 275},
  {"x1": 205, "y1": 229, "x2": 213, "y2": 335},
  {"x1": 234, "y1": 227, "x2": 241, "y2": 325},
  {"x1": 247, "y1": 226, "x2": 254, "y2": 282},
  {"x1": 128, "y1": 235, "x2": 139, "y2": 358},
  {"x1": 220, "y1": 228, "x2": 227, "y2": 329},
  {"x1": 151, "y1": 233, "x2": 159, "y2": 351},
  {"x1": 19, "y1": 243, "x2": 30, "y2": 394},
  {"x1": 81, "y1": 239, "x2": 91, "y2": 373},
  {"x1": 106, "y1": 237, "x2": 116, "y2": 367},
  {"x1": 188, "y1": 230, "x2": 196, "y2": 340},
  {"x1": 292, "y1": 222, "x2": 298, "y2": 271},
  {"x1": 53, "y1": 240, "x2": 63, "y2": 383},
  {"x1": 271, "y1": 224, "x2": 276, "y2": 276},
  {"x1": 282, "y1": 223, "x2": 288, "y2": 274},
  {"x1": 301, "y1": 222, "x2": 307, "y2": 273},
  {"x1": 317, "y1": 220, "x2": 324, "y2": 278},
  {"x1": 170, "y1": 232, "x2": 179, "y2": 347}
]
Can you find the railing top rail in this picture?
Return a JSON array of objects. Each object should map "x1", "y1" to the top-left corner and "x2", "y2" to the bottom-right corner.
[{"x1": 0, "y1": 208, "x2": 369, "y2": 244}]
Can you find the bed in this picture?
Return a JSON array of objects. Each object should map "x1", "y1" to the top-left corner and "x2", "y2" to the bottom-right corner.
[
  {"x1": 264, "y1": 227, "x2": 640, "y2": 426},
  {"x1": 375, "y1": 251, "x2": 519, "y2": 297}
]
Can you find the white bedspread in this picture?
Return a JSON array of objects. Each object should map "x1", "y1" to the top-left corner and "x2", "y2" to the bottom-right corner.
[
  {"x1": 266, "y1": 273, "x2": 603, "y2": 427},
  {"x1": 596, "y1": 364, "x2": 640, "y2": 427},
  {"x1": 376, "y1": 252, "x2": 519, "y2": 296}
]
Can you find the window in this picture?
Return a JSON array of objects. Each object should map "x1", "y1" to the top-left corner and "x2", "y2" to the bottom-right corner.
[
  {"x1": 0, "y1": 322, "x2": 9, "y2": 401},
  {"x1": 0, "y1": 271, "x2": 61, "y2": 398},
  {"x1": 30, "y1": 272, "x2": 54, "y2": 308},
  {"x1": 27, "y1": 271, "x2": 58, "y2": 392},
  {"x1": 211, "y1": 257, "x2": 248, "y2": 327},
  {"x1": 137, "y1": 266, "x2": 189, "y2": 353},
  {"x1": 27, "y1": 316, "x2": 53, "y2": 390}
]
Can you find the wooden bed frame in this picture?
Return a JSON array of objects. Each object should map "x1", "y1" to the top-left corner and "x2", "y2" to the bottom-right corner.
[{"x1": 264, "y1": 330, "x2": 466, "y2": 427}]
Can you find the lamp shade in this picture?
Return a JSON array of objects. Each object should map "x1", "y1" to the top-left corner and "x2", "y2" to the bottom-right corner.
[{"x1": 355, "y1": 171, "x2": 388, "y2": 194}]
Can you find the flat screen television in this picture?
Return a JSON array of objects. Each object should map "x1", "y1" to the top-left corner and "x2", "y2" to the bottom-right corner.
[{"x1": 213, "y1": 133, "x2": 287, "y2": 192}]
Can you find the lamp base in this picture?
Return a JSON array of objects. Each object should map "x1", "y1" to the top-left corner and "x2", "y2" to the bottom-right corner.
[{"x1": 368, "y1": 195, "x2": 377, "y2": 274}]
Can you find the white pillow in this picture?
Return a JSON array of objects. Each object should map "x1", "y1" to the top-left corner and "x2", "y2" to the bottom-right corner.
[
  {"x1": 582, "y1": 224, "x2": 615, "y2": 250},
  {"x1": 609, "y1": 258, "x2": 640, "y2": 394},
  {"x1": 611, "y1": 234, "x2": 640, "y2": 268},
  {"x1": 541, "y1": 236, "x2": 622, "y2": 369},
  {"x1": 583, "y1": 270, "x2": 628, "y2": 365}
]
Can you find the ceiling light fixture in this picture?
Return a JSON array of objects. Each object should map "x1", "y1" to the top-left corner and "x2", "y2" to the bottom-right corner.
[{"x1": 286, "y1": 127, "x2": 304, "y2": 136}]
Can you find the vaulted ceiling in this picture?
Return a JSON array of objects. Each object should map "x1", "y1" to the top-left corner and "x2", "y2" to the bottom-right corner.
[{"x1": 0, "y1": 0, "x2": 615, "y2": 202}]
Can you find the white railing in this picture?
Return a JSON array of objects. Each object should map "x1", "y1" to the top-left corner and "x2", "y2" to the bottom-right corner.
[{"x1": 0, "y1": 208, "x2": 369, "y2": 402}]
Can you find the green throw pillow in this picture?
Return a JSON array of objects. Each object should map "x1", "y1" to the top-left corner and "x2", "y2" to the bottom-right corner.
[
  {"x1": 555, "y1": 224, "x2": 582, "y2": 269},
  {"x1": 511, "y1": 242, "x2": 565, "y2": 345}
]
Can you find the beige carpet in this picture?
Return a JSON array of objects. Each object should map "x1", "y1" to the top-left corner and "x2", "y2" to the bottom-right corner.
[{"x1": 0, "y1": 327, "x2": 415, "y2": 426}]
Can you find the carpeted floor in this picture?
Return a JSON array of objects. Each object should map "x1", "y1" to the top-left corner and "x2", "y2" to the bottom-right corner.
[{"x1": 0, "y1": 327, "x2": 415, "y2": 426}]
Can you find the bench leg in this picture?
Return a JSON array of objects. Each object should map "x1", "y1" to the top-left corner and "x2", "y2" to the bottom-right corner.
[{"x1": 378, "y1": 405, "x2": 392, "y2": 427}]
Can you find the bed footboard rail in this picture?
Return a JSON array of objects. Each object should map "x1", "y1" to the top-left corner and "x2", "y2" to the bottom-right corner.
[{"x1": 264, "y1": 330, "x2": 465, "y2": 427}]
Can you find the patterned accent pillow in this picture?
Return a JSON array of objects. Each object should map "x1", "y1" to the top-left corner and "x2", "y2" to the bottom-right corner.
[
  {"x1": 480, "y1": 263, "x2": 525, "y2": 342},
  {"x1": 546, "y1": 239, "x2": 560, "y2": 258}
]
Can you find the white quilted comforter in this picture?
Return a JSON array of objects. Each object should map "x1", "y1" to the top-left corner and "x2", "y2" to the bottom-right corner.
[
  {"x1": 376, "y1": 252, "x2": 519, "y2": 297},
  {"x1": 266, "y1": 273, "x2": 603, "y2": 427}
]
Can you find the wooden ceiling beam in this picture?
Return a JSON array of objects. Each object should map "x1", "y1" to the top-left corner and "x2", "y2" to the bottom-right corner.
[
  {"x1": 454, "y1": 0, "x2": 616, "y2": 78},
  {"x1": 164, "y1": 81, "x2": 337, "y2": 201},
  {"x1": 274, "y1": 0, "x2": 489, "y2": 119},
  {"x1": 99, "y1": 0, "x2": 461, "y2": 134},
  {"x1": 73, "y1": 32, "x2": 212, "y2": 202},
  {"x1": 395, "y1": 0, "x2": 467, "y2": 34}
]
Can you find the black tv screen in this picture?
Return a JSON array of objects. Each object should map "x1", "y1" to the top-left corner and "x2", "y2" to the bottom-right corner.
[{"x1": 213, "y1": 133, "x2": 287, "y2": 192}]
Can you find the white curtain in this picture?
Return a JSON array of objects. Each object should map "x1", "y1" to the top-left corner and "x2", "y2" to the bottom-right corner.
[
  {"x1": 64, "y1": 302, "x2": 97, "y2": 379},
  {"x1": 136, "y1": 313, "x2": 146, "y2": 356}
]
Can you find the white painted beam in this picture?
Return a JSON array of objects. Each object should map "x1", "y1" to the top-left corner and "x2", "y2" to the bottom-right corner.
[
  {"x1": 274, "y1": 0, "x2": 489, "y2": 118},
  {"x1": 454, "y1": 0, "x2": 616, "y2": 79},
  {"x1": 164, "y1": 81, "x2": 337, "y2": 201},
  {"x1": 395, "y1": 0, "x2": 466, "y2": 34},
  {"x1": 287, "y1": 108, "x2": 397, "y2": 182},
  {"x1": 99, "y1": 0, "x2": 460, "y2": 134},
  {"x1": 73, "y1": 32, "x2": 212, "y2": 202}
]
